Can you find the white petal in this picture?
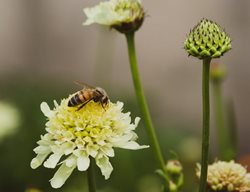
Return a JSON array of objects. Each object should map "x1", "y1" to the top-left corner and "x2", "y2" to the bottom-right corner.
[
  {"x1": 96, "y1": 155, "x2": 113, "y2": 180},
  {"x1": 77, "y1": 155, "x2": 90, "y2": 171},
  {"x1": 109, "y1": 133, "x2": 134, "y2": 143},
  {"x1": 44, "y1": 153, "x2": 63, "y2": 168},
  {"x1": 127, "y1": 117, "x2": 140, "y2": 131},
  {"x1": 33, "y1": 145, "x2": 51, "y2": 154},
  {"x1": 83, "y1": 3, "x2": 117, "y2": 26},
  {"x1": 65, "y1": 155, "x2": 77, "y2": 167},
  {"x1": 134, "y1": 117, "x2": 140, "y2": 127},
  {"x1": 50, "y1": 163, "x2": 76, "y2": 188},
  {"x1": 61, "y1": 141, "x2": 75, "y2": 155},
  {"x1": 30, "y1": 153, "x2": 50, "y2": 169},
  {"x1": 117, "y1": 101, "x2": 124, "y2": 108},
  {"x1": 116, "y1": 141, "x2": 149, "y2": 150},
  {"x1": 86, "y1": 144, "x2": 99, "y2": 158},
  {"x1": 101, "y1": 146, "x2": 114, "y2": 157},
  {"x1": 40, "y1": 102, "x2": 53, "y2": 117}
]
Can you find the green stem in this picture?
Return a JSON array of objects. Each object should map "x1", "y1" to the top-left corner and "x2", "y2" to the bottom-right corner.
[
  {"x1": 125, "y1": 32, "x2": 169, "y2": 185},
  {"x1": 226, "y1": 100, "x2": 238, "y2": 159},
  {"x1": 87, "y1": 158, "x2": 96, "y2": 192},
  {"x1": 212, "y1": 80, "x2": 230, "y2": 160},
  {"x1": 199, "y1": 58, "x2": 211, "y2": 192}
]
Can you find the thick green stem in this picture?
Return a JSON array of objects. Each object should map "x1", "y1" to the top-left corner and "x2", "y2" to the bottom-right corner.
[
  {"x1": 199, "y1": 58, "x2": 211, "y2": 192},
  {"x1": 125, "y1": 32, "x2": 169, "y2": 183},
  {"x1": 87, "y1": 158, "x2": 96, "y2": 192},
  {"x1": 212, "y1": 80, "x2": 231, "y2": 160}
]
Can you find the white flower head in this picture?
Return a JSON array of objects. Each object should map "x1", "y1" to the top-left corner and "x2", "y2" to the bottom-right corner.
[
  {"x1": 83, "y1": 0, "x2": 145, "y2": 33},
  {"x1": 196, "y1": 160, "x2": 250, "y2": 192},
  {"x1": 31, "y1": 97, "x2": 148, "y2": 188}
]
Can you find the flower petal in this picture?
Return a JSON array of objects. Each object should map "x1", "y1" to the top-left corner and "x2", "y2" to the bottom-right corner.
[
  {"x1": 96, "y1": 155, "x2": 113, "y2": 179},
  {"x1": 50, "y1": 163, "x2": 76, "y2": 189},
  {"x1": 30, "y1": 153, "x2": 50, "y2": 169},
  {"x1": 33, "y1": 145, "x2": 51, "y2": 154},
  {"x1": 44, "y1": 153, "x2": 63, "y2": 168},
  {"x1": 61, "y1": 141, "x2": 75, "y2": 155},
  {"x1": 65, "y1": 155, "x2": 77, "y2": 167},
  {"x1": 101, "y1": 145, "x2": 114, "y2": 157},
  {"x1": 77, "y1": 155, "x2": 90, "y2": 171},
  {"x1": 86, "y1": 144, "x2": 99, "y2": 158},
  {"x1": 116, "y1": 141, "x2": 149, "y2": 150},
  {"x1": 40, "y1": 102, "x2": 53, "y2": 117},
  {"x1": 83, "y1": 3, "x2": 117, "y2": 26}
]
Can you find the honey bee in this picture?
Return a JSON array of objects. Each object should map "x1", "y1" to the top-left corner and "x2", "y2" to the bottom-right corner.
[{"x1": 68, "y1": 82, "x2": 109, "y2": 111}]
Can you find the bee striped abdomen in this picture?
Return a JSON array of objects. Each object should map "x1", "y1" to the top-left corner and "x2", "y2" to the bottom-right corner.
[
  {"x1": 68, "y1": 86, "x2": 108, "y2": 110},
  {"x1": 68, "y1": 93, "x2": 85, "y2": 107}
]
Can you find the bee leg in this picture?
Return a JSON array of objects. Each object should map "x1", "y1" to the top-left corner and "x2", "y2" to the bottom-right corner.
[
  {"x1": 76, "y1": 103, "x2": 85, "y2": 111},
  {"x1": 76, "y1": 100, "x2": 92, "y2": 111},
  {"x1": 101, "y1": 103, "x2": 107, "y2": 111}
]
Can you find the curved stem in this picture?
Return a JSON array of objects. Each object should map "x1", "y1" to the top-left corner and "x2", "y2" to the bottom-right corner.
[
  {"x1": 199, "y1": 58, "x2": 211, "y2": 192},
  {"x1": 125, "y1": 32, "x2": 169, "y2": 184},
  {"x1": 87, "y1": 158, "x2": 96, "y2": 192}
]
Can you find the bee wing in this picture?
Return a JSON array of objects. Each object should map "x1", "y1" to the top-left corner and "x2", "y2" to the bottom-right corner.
[{"x1": 74, "y1": 81, "x2": 95, "y2": 89}]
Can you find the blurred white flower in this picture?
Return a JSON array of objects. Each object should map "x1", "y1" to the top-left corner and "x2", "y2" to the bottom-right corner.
[
  {"x1": 83, "y1": 0, "x2": 144, "y2": 33},
  {"x1": 31, "y1": 97, "x2": 148, "y2": 188},
  {"x1": 0, "y1": 101, "x2": 20, "y2": 140},
  {"x1": 196, "y1": 160, "x2": 250, "y2": 192}
]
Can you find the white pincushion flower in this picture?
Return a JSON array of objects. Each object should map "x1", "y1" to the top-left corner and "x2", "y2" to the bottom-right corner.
[
  {"x1": 83, "y1": 0, "x2": 144, "y2": 33},
  {"x1": 196, "y1": 161, "x2": 250, "y2": 192},
  {"x1": 31, "y1": 97, "x2": 148, "y2": 188}
]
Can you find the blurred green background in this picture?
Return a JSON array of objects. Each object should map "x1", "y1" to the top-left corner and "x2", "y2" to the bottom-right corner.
[{"x1": 0, "y1": 0, "x2": 249, "y2": 191}]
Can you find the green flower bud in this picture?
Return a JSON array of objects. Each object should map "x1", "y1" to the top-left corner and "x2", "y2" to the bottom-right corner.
[
  {"x1": 166, "y1": 160, "x2": 183, "y2": 175},
  {"x1": 165, "y1": 160, "x2": 184, "y2": 191},
  {"x1": 169, "y1": 180, "x2": 178, "y2": 192},
  {"x1": 184, "y1": 19, "x2": 231, "y2": 60}
]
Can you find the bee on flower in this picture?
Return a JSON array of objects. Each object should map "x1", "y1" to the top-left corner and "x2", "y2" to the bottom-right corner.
[{"x1": 30, "y1": 93, "x2": 148, "y2": 188}]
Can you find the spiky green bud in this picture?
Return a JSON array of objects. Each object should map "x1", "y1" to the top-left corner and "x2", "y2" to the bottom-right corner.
[{"x1": 184, "y1": 19, "x2": 231, "y2": 60}]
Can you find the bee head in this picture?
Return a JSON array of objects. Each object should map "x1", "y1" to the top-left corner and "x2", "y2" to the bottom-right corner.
[{"x1": 96, "y1": 87, "x2": 109, "y2": 104}]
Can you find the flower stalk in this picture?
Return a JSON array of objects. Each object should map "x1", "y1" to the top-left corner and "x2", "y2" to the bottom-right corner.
[
  {"x1": 199, "y1": 58, "x2": 211, "y2": 192},
  {"x1": 87, "y1": 158, "x2": 96, "y2": 192},
  {"x1": 125, "y1": 32, "x2": 169, "y2": 186},
  {"x1": 184, "y1": 18, "x2": 232, "y2": 192}
]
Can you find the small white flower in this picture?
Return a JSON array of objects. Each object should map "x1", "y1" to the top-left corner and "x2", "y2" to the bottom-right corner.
[
  {"x1": 196, "y1": 160, "x2": 250, "y2": 192},
  {"x1": 31, "y1": 98, "x2": 148, "y2": 188},
  {"x1": 83, "y1": 0, "x2": 144, "y2": 33}
]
